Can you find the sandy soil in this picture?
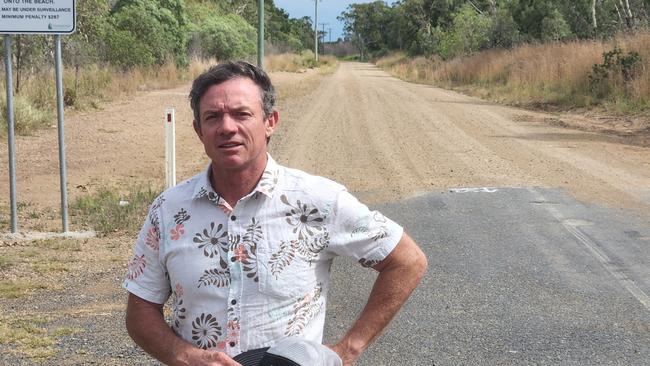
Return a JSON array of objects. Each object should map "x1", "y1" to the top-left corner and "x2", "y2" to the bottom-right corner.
[{"x1": 1, "y1": 62, "x2": 649, "y2": 364}]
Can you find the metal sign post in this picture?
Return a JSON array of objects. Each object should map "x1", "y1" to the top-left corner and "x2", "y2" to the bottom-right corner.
[
  {"x1": 4, "y1": 35, "x2": 18, "y2": 233},
  {"x1": 54, "y1": 35, "x2": 69, "y2": 232},
  {"x1": 1, "y1": 1, "x2": 76, "y2": 233}
]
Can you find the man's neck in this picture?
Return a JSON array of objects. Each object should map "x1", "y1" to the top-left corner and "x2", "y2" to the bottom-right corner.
[{"x1": 209, "y1": 156, "x2": 268, "y2": 207}]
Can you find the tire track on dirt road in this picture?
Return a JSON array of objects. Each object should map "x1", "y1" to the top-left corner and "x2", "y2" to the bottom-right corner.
[{"x1": 275, "y1": 62, "x2": 650, "y2": 212}]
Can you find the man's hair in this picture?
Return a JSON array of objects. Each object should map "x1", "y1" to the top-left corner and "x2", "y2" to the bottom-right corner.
[{"x1": 189, "y1": 61, "x2": 276, "y2": 128}]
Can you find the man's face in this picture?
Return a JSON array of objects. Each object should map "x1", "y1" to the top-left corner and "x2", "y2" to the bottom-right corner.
[{"x1": 195, "y1": 77, "x2": 278, "y2": 173}]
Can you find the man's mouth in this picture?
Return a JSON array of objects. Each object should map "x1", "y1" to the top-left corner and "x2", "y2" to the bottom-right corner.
[{"x1": 219, "y1": 142, "x2": 241, "y2": 148}]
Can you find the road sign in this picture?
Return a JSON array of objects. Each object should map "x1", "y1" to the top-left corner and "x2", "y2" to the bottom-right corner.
[{"x1": 0, "y1": 0, "x2": 76, "y2": 34}]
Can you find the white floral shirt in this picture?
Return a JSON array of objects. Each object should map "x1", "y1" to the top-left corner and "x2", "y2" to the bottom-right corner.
[{"x1": 123, "y1": 155, "x2": 403, "y2": 356}]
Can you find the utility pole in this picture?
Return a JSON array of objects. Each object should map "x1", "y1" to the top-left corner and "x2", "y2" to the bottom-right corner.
[
  {"x1": 328, "y1": 28, "x2": 332, "y2": 43},
  {"x1": 320, "y1": 22, "x2": 328, "y2": 42},
  {"x1": 319, "y1": 22, "x2": 328, "y2": 55},
  {"x1": 314, "y1": 0, "x2": 320, "y2": 62},
  {"x1": 258, "y1": 0, "x2": 264, "y2": 68}
]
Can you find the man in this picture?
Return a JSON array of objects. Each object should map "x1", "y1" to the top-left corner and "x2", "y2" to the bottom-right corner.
[{"x1": 124, "y1": 61, "x2": 427, "y2": 366}]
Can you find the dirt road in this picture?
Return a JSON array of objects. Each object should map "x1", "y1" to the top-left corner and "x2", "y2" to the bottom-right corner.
[
  {"x1": 1, "y1": 62, "x2": 650, "y2": 364},
  {"x1": 274, "y1": 62, "x2": 650, "y2": 211},
  {"x1": 2, "y1": 61, "x2": 649, "y2": 217}
]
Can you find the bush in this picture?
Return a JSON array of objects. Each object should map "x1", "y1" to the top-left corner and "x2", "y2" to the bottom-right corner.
[
  {"x1": 490, "y1": 8, "x2": 521, "y2": 49},
  {"x1": 541, "y1": 9, "x2": 572, "y2": 42},
  {"x1": 104, "y1": 0, "x2": 189, "y2": 68},
  {"x1": 197, "y1": 14, "x2": 257, "y2": 60},
  {"x1": 589, "y1": 47, "x2": 642, "y2": 98},
  {"x1": 70, "y1": 185, "x2": 161, "y2": 235},
  {"x1": 437, "y1": 5, "x2": 493, "y2": 59},
  {"x1": 0, "y1": 95, "x2": 54, "y2": 136}
]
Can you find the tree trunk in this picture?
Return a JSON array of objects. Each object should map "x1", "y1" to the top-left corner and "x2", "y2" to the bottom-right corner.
[
  {"x1": 488, "y1": 0, "x2": 497, "y2": 16},
  {"x1": 618, "y1": 0, "x2": 633, "y2": 28},
  {"x1": 614, "y1": 3, "x2": 624, "y2": 28},
  {"x1": 591, "y1": 0, "x2": 598, "y2": 29}
]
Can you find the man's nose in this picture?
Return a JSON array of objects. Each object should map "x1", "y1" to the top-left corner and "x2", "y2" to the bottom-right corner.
[{"x1": 218, "y1": 115, "x2": 238, "y2": 135}]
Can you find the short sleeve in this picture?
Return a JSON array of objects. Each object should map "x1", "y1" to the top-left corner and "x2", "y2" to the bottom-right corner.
[
  {"x1": 122, "y1": 204, "x2": 171, "y2": 304},
  {"x1": 328, "y1": 190, "x2": 403, "y2": 268}
]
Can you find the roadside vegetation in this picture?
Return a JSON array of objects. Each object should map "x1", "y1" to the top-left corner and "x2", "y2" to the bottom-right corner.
[
  {"x1": 377, "y1": 32, "x2": 650, "y2": 114},
  {"x1": 70, "y1": 185, "x2": 161, "y2": 236},
  {"x1": 339, "y1": 0, "x2": 650, "y2": 115},
  {"x1": 0, "y1": 0, "x2": 332, "y2": 136}
]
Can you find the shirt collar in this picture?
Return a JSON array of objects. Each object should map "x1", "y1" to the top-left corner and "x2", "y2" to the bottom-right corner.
[{"x1": 192, "y1": 154, "x2": 281, "y2": 202}]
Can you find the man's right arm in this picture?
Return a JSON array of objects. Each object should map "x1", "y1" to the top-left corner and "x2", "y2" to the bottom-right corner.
[{"x1": 126, "y1": 293, "x2": 240, "y2": 366}]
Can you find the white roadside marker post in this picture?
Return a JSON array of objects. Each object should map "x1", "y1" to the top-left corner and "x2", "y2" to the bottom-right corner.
[{"x1": 165, "y1": 108, "x2": 176, "y2": 189}]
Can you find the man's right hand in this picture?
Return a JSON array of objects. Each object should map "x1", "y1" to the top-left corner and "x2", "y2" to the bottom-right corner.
[
  {"x1": 126, "y1": 293, "x2": 241, "y2": 366},
  {"x1": 175, "y1": 348, "x2": 241, "y2": 366}
]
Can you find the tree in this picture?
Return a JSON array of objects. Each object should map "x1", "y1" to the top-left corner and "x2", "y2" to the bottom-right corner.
[
  {"x1": 541, "y1": 8, "x2": 572, "y2": 42},
  {"x1": 198, "y1": 14, "x2": 257, "y2": 60},
  {"x1": 105, "y1": 0, "x2": 189, "y2": 68}
]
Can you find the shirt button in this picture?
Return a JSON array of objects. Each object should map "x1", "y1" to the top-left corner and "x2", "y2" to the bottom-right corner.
[
  {"x1": 230, "y1": 215, "x2": 236, "y2": 221},
  {"x1": 229, "y1": 341, "x2": 236, "y2": 347},
  {"x1": 231, "y1": 299, "x2": 237, "y2": 305}
]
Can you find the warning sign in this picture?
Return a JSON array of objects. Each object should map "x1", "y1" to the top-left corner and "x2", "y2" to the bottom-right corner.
[{"x1": 0, "y1": 0, "x2": 76, "y2": 34}]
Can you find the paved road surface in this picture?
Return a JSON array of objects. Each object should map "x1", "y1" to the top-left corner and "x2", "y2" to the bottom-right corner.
[{"x1": 324, "y1": 187, "x2": 650, "y2": 365}]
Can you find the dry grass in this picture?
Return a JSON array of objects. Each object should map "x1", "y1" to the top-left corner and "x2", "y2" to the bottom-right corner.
[
  {"x1": 377, "y1": 32, "x2": 650, "y2": 113},
  {"x1": 266, "y1": 51, "x2": 339, "y2": 73},
  {"x1": 0, "y1": 314, "x2": 83, "y2": 360},
  {"x1": 0, "y1": 58, "x2": 218, "y2": 136}
]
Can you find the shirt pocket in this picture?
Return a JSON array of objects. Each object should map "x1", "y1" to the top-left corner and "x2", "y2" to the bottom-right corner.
[{"x1": 256, "y1": 235, "x2": 321, "y2": 300}]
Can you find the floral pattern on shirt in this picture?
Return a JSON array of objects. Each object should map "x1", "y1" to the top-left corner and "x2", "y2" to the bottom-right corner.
[
  {"x1": 358, "y1": 258, "x2": 381, "y2": 268},
  {"x1": 229, "y1": 218, "x2": 262, "y2": 282},
  {"x1": 281, "y1": 195, "x2": 326, "y2": 239},
  {"x1": 172, "y1": 283, "x2": 187, "y2": 331},
  {"x1": 191, "y1": 313, "x2": 222, "y2": 349},
  {"x1": 193, "y1": 222, "x2": 229, "y2": 268},
  {"x1": 269, "y1": 231, "x2": 330, "y2": 277},
  {"x1": 126, "y1": 254, "x2": 146, "y2": 280},
  {"x1": 170, "y1": 208, "x2": 191, "y2": 241},
  {"x1": 286, "y1": 283, "x2": 323, "y2": 336},
  {"x1": 351, "y1": 211, "x2": 391, "y2": 242},
  {"x1": 145, "y1": 226, "x2": 160, "y2": 250},
  {"x1": 198, "y1": 267, "x2": 231, "y2": 288}
]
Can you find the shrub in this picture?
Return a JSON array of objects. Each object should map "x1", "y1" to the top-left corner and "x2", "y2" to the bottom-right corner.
[
  {"x1": 589, "y1": 47, "x2": 642, "y2": 98},
  {"x1": 197, "y1": 14, "x2": 257, "y2": 60},
  {"x1": 0, "y1": 95, "x2": 54, "y2": 136},
  {"x1": 104, "y1": 0, "x2": 189, "y2": 68},
  {"x1": 70, "y1": 185, "x2": 161, "y2": 236},
  {"x1": 541, "y1": 9, "x2": 572, "y2": 42},
  {"x1": 437, "y1": 5, "x2": 493, "y2": 59}
]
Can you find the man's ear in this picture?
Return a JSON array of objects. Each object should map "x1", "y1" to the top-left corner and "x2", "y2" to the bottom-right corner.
[
  {"x1": 265, "y1": 110, "x2": 279, "y2": 138},
  {"x1": 193, "y1": 120, "x2": 202, "y2": 138}
]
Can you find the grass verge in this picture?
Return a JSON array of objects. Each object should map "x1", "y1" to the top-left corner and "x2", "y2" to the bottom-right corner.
[
  {"x1": 376, "y1": 32, "x2": 650, "y2": 115},
  {"x1": 70, "y1": 184, "x2": 161, "y2": 236},
  {"x1": 0, "y1": 280, "x2": 48, "y2": 299},
  {"x1": 266, "y1": 51, "x2": 338, "y2": 74},
  {"x1": 0, "y1": 315, "x2": 82, "y2": 360}
]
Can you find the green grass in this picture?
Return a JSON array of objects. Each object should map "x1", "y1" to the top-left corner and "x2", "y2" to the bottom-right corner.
[
  {"x1": 0, "y1": 316, "x2": 78, "y2": 360},
  {"x1": 0, "y1": 256, "x2": 10, "y2": 271},
  {"x1": 0, "y1": 280, "x2": 48, "y2": 299},
  {"x1": 35, "y1": 238, "x2": 83, "y2": 252},
  {"x1": 70, "y1": 184, "x2": 161, "y2": 236},
  {"x1": 0, "y1": 95, "x2": 55, "y2": 137}
]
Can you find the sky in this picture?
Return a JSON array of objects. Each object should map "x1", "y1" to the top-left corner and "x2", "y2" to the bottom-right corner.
[{"x1": 273, "y1": 0, "x2": 385, "y2": 42}]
